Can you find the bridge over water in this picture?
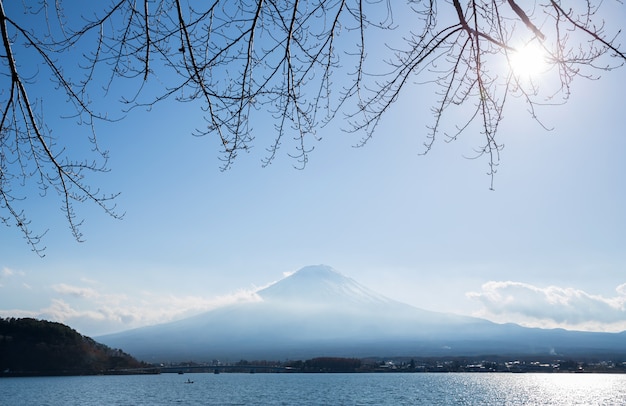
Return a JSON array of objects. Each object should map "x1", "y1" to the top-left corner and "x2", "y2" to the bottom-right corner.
[{"x1": 122, "y1": 364, "x2": 291, "y2": 374}]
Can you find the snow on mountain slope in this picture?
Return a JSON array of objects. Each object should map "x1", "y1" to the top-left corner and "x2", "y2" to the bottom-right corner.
[
  {"x1": 258, "y1": 265, "x2": 393, "y2": 306},
  {"x1": 96, "y1": 265, "x2": 626, "y2": 362}
]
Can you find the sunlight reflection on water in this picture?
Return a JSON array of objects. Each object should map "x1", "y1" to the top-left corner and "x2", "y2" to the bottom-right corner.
[{"x1": 1, "y1": 373, "x2": 625, "y2": 405}]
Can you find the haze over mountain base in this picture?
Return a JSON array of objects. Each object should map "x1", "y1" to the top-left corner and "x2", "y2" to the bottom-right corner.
[{"x1": 97, "y1": 266, "x2": 626, "y2": 362}]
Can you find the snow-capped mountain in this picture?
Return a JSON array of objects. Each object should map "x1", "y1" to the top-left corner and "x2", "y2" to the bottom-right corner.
[
  {"x1": 258, "y1": 265, "x2": 391, "y2": 305},
  {"x1": 97, "y1": 265, "x2": 626, "y2": 362}
]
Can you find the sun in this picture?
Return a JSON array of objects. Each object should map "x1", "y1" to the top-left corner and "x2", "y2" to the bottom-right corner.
[{"x1": 509, "y1": 42, "x2": 548, "y2": 79}]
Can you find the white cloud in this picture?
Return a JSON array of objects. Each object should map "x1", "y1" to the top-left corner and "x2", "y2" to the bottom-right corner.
[
  {"x1": 1, "y1": 267, "x2": 25, "y2": 277},
  {"x1": 0, "y1": 309, "x2": 39, "y2": 319},
  {"x1": 282, "y1": 270, "x2": 296, "y2": 278},
  {"x1": 41, "y1": 298, "x2": 105, "y2": 322},
  {"x1": 52, "y1": 283, "x2": 100, "y2": 299},
  {"x1": 2, "y1": 267, "x2": 14, "y2": 277},
  {"x1": 467, "y1": 281, "x2": 626, "y2": 332},
  {"x1": 2, "y1": 285, "x2": 262, "y2": 336},
  {"x1": 1, "y1": 267, "x2": 27, "y2": 289},
  {"x1": 131, "y1": 289, "x2": 262, "y2": 325}
]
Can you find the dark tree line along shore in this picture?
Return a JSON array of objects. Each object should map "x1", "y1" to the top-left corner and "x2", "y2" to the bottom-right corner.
[
  {"x1": 0, "y1": 318, "x2": 147, "y2": 376},
  {"x1": 2, "y1": 318, "x2": 625, "y2": 377}
]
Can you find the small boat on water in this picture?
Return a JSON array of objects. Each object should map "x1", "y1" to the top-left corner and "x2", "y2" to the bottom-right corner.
[{"x1": 185, "y1": 378, "x2": 194, "y2": 384}]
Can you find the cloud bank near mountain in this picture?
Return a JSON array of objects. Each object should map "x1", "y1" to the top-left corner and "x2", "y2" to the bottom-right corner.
[
  {"x1": 3, "y1": 263, "x2": 626, "y2": 336},
  {"x1": 468, "y1": 281, "x2": 626, "y2": 332},
  {"x1": 0, "y1": 274, "x2": 262, "y2": 336}
]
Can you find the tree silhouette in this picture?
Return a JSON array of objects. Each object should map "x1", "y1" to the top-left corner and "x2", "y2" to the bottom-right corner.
[{"x1": 1, "y1": 0, "x2": 624, "y2": 253}]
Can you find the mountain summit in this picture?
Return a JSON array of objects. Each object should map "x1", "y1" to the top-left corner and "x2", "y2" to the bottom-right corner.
[
  {"x1": 97, "y1": 265, "x2": 626, "y2": 362},
  {"x1": 258, "y1": 265, "x2": 393, "y2": 306}
]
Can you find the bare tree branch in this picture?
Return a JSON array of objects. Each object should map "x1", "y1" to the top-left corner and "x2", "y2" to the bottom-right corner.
[{"x1": 1, "y1": 0, "x2": 624, "y2": 252}]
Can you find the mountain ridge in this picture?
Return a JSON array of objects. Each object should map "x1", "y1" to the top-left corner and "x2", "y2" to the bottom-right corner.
[{"x1": 97, "y1": 265, "x2": 626, "y2": 362}]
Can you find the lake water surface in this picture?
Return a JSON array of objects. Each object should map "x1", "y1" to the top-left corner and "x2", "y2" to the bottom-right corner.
[{"x1": 2, "y1": 372, "x2": 625, "y2": 405}]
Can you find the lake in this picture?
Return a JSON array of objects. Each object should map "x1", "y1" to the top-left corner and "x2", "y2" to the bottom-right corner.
[{"x1": 2, "y1": 372, "x2": 625, "y2": 405}]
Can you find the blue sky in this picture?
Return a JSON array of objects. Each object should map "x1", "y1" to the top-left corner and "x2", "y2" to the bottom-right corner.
[{"x1": 1, "y1": 2, "x2": 625, "y2": 336}]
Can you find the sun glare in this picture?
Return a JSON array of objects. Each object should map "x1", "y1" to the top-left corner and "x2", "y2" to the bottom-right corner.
[{"x1": 509, "y1": 42, "x2": 547, "y2": 79}]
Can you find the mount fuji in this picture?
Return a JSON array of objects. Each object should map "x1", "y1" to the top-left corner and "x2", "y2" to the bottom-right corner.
[{"x1": 97, "y1": 265, "x2": 626, "y2": 362}]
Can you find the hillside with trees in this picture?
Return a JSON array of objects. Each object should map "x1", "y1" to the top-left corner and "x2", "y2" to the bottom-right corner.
[{"x1": 0, "y1": 318, "x2": 147, "y2": 376}]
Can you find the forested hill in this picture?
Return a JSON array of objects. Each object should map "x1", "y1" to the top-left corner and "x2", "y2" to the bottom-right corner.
[{"x1": 0, "y1": 318, "x2": 147, "y2": 376}]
